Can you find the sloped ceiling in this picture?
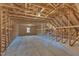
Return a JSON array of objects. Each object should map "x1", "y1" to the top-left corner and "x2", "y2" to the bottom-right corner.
[{"x1": 0, "y1": 3, "x2": 79, "y2": 28}]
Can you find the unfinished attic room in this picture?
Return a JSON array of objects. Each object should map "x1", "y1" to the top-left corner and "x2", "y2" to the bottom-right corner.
[{"x1": 1, "y1": 3, "x2": 79, "y2": 56}]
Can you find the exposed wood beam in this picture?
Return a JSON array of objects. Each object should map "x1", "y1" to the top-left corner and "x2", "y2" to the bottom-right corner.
[
  {"x1": 56, "y1": 25, "x2": 79, "y2": 29},
  {"x1": 7, "y1": 9, "x2": 52, "y2": 21},
  {"x1": 25, "y1": 3, "x2": 27, "y2": 8},
  {"x1": 31, "y1": 4, "x2": 52, "y2": 16},
  {"x1": 49, "y1": 20, "x2": 57, "y2": 27},
  {"x1": 69, "y1": 35, "x2": 79, "y2": 46},
  {"x1": 35, "y1": 8, "x2": 44, "y2": 17},
  {"x1": 75, "y1": 4, "x2": 79, "y2": 12},
  {"x1": 65, "y1": 4, "x2": 79, "y2": 14},
  {"x1": 55, "y1": 16, "x2": 66, "y2": 26},
  {"x1": 40, "y1": 8, "x2": 44, "y2": 13},
  {"x1": 10, "y1": 16, "x2": 48, "y2": 22},
  {"x1": 51, "y1": 18, "x2": 61, "y2": 27},
  {"x1": 31, "y1": 4, "x2": 50, "y2": 9},
  {"x1": 46, "y1": 4, "x2": 64, "y2": 17},
  {"x1": 11, "y1": 19, "x2": 47, "y2": 24},
  {"x1": 0, "y1": 4, "x2": 53, "y2": 20},
  {"x1": 0, "y1": 4, "x2": 25, "y2": 12},
  {"x1": 8, "y1": 12, "x2": 51, "y2": 21},
  {"x1": 48, "y1": 3, "x2": 55, "y2": 9}
]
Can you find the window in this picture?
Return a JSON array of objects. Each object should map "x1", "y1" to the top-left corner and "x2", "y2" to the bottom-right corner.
[{"x1": 26, "y1": 27, "x2": 31, "y2": 33}]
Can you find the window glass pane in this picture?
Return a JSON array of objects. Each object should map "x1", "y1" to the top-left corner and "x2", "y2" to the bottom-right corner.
[{"x1": 26, "y1": 27, "x2": 30, "y2": 33}]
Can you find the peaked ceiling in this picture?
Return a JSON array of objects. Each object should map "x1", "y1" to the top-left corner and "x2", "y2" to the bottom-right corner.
[{"x1": 0, "y1": 3, "x2": 79, "y2": 28}]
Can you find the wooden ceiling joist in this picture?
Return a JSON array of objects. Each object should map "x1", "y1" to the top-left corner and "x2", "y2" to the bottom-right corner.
[
  {"x1": 0, "y1": 4, "x2": 52, "y2": 20},
  {"x1": 46, "y1": 4, "x2": 64, "y2": 17},
  {"x1": 1, "y1": 3, "x2": 79, "y2": 28},
  {"x1": 56, "y1": 25, "x2": 79, "y2": 29}
]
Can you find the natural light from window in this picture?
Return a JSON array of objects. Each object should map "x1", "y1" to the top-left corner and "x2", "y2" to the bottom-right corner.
[{"x1": 26, "y1": 27, "x2": 31, "y2": 33}]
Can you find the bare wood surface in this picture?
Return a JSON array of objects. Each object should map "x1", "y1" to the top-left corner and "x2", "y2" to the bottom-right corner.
[{"x1": 3, "y1": 35, "x2": 79, "y2": 56}]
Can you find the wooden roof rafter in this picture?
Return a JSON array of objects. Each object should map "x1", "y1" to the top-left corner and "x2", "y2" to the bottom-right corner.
[
  {"x1": 31, "y1": 4, "x2": 54, "y2": 16},
  {"x1": 46, "y1": 3, "x2": 65, "y2": 17},
  {"x1": 56, "y1": 25, "x2": 79, "y2": 29},
  {"x1": 0, "y1": 4, "x2": 50, "y2": 19}
]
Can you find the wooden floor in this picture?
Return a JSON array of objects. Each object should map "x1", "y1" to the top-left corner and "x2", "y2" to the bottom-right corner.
[{"x1": 3, "y1": 35, "x2": 79, "y2": 56}]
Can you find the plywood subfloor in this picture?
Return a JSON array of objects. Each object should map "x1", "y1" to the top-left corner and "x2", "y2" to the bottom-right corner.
[{"x1": 3, "y1": 35, "x2": 79, "y2": 56}]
